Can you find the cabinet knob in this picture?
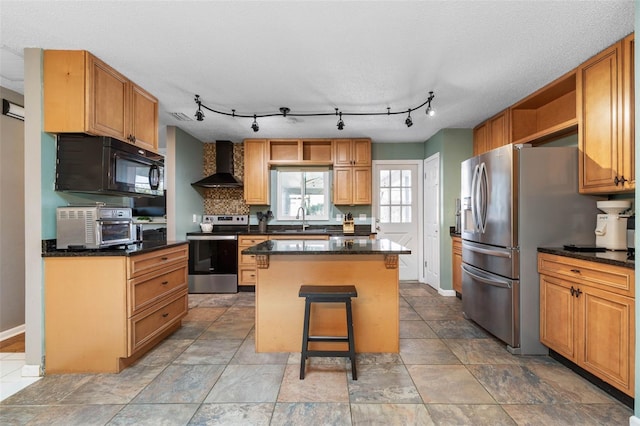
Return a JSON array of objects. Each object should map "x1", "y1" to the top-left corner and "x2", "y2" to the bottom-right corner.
[
  {"x1": 614, "y1": 175, "x2": 628, "y2": 186},
  {"x1": 570, "y1": 269, "x2": 580, "y2": 274},
  {"x1": 162, "y1": 313, "x2": 169, "y2": 318},
  {"x1": 161, "y1": 281, "x2": 169, "y2": 285}
]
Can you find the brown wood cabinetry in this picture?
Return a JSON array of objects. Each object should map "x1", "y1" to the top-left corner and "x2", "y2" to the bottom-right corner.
[
  {"x1": 269, "y1": 139, "x2": 333, "y2": 164},
  {"x1": 333, "y1": 138, "x2": 372, "y2": 205},
  {"x1": 238, "y1": 235, "x2": 269, "y2": 286},
  {"x1": 44, "y1": 244, "x2": 188, "y2": 373},
  {"x1": 578, "y1": 34, "x2": 635, "y2": 193},
  {"x1": 538, "y1": 253, "x2": 635, "y2": 396},
  {"x1": 243, "y1": 139, "x2": 269, "y2": 205},
  {"x1": 472, "y1": 110, "x2": 509, "y2": 155},
  {"x1": 451, "y1": 236, "x2": 462, "y2": 295},
  {"x1": 44, "y1": 50, "x2": 159, "y2": 152}
]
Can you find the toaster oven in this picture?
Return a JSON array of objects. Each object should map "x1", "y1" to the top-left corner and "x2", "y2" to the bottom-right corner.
[{"x1": 56, "y1": 206, "x2": 136, "y2": 249}]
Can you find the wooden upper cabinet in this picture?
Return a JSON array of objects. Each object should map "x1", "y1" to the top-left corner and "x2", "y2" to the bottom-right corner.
[
  {"x1": 578, "y1": 34, "x2": 634, "y2": 193},
  {"x1": 473, "y1": 110, "x2": 509, "y2": 156},
  {"x1": 333, "y1": 138, "x2": 371, "y2": 166},
  {"x1": 243, "y1": 139, "x2": 269, "y2": 205},
  {"x1": 44, "y1": 50, "x2": 159, "y2": 152}
]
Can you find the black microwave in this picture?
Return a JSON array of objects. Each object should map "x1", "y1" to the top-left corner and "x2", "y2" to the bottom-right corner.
[{"x1": 55, "y1": 134, "x2": 164, "y2": 197}]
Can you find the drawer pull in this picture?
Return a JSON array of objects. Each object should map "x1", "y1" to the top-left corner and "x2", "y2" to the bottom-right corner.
[
  {"x1": 161, "y1": 281, "x2": 169, "y2": 285},
  {"x1": 570, "y1": 269, "x2": 581, "y2": 274},
  {"x1": 161, "y1": 257, "x2": 169, "y2": 261},
  {"x1": 162, "y1": 313, "x2": 169, "y2": 318}
]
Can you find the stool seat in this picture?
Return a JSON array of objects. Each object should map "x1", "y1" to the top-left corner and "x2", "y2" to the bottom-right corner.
[{"x1": 299, "y1": 285, "x2": 357, "y2": 380}]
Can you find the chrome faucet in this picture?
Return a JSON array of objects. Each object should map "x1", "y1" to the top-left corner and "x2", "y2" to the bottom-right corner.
[{"x1": 296, "y1": 206, "x2": 308, "y2": 230}]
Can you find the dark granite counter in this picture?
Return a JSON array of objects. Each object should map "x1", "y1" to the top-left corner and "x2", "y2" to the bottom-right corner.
[
  {"x1": 538, "y1": 247, "x2": 634, "y2": 269},
  {"x1": 42, "y1": 240, "x2": 188, "y2": 257},
  {"x1": 242, "y1": 238, "x2": 410, "y2": 255}
]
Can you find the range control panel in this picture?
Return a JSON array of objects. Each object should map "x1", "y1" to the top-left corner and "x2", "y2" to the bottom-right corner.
[{"x1": 202, "y1": 214, "x2": 249, "y2": 225}]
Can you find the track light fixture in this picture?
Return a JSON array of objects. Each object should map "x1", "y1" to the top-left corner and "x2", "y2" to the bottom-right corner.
[
  {"x1": 405, "y1": 109, "x2": 413, "y2": 127},
  {"x1": 425, "y1": 91, "x2": 435, "y2": 117},
  {"x1": 192, "y1": 91, "x2": 436, "y2": 132},
  {"x1": 194, "y1": 95, "x2": 204, "y2": 121},
  {"x1": 337, "y1": 110, "x2": 345, "y2": 130}
]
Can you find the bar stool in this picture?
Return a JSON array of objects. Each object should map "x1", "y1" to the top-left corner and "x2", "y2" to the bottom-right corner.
[{"x1": 298, "y1": 285, "x2": 358, "y2": 380}]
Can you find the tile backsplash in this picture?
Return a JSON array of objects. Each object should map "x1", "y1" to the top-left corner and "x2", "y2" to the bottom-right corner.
[{"x1": 202, "y1": 142, "x2": 250, "y2": 215}]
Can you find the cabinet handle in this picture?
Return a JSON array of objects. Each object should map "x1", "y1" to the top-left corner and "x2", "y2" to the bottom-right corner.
[
  {"x1": 614, "y1": 175, "x2": 628, "y2": 186},
  {"x1": 161, "y1": 257, "x2": 169, "y2": 261},
  {"x1": 570, "y1": 286, "x2": 576, "y2": 296},
  {"x1": 162, "y1": 313, "x2": 169, "y2": 318},
  {"x1": 161, "y1": 281, "x2": 169, "y2": 285},
  {"x1": 570, "y1": 269, "x2": 580, "y2": 274},
  {"x1": 575, "y1": 288, "x2": 583, "y2": 298}
]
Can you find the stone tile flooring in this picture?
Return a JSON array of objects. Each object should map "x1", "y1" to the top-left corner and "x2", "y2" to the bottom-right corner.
[{"x1": 0, "y1": 281, "x2": 633, "y2": 425}]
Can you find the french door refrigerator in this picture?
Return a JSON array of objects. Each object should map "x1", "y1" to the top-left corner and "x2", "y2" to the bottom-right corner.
[{"x1": 460, "y1": 144, "x2": 599, "y2": 354}]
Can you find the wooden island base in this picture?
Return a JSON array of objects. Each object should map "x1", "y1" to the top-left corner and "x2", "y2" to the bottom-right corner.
[{"x1": 256, "y1": 254, "x2": 399, "y2": 353}]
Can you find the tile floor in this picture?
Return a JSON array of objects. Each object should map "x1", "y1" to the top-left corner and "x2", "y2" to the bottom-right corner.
[{"x1": 0, "y1": 281, "x2": 634, "y2": 425}]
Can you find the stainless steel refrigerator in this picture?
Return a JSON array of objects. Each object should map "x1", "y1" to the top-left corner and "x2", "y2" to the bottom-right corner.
[{"x1": 460, "y1": 144, "x2": 600, "y2": 355}]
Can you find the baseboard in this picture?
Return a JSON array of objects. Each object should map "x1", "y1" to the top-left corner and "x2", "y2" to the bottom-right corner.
[
  {"x1": 22, "y1": 364, "x2": 41, "y2": 377},
  {"x1": 438, "y1": 288, "x2": 456, "y2": 297},
  {"x1": 0, "y1": 324, "x2": 25, "y2": 342},
  {"x1": 629, "y1": 415, "x2": 640, "y2": 426}
]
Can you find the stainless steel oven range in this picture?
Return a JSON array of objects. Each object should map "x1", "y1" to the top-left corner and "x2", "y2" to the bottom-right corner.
[{"x1": 186, "y1": 214, "x2": 249, "y2": 293}]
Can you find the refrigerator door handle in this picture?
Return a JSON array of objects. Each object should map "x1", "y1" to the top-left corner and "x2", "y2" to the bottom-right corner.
[
  {"x1": 462, "y1": 264, "x2": 512, "y2": 288},
  {"x1": 478, "y1": 162, "x2": 488, "y2": 233},
  {"x1": 471, "y1": 164, "x2": 480, "y2": 232},
  {"x1": 464, "y1": 243, "x2": 513, "y2": 258}
]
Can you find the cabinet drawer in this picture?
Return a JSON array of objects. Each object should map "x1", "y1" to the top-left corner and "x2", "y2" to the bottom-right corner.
[
  {"x1": 129, "y1": 289, "x2": 187, "y2": 354},
  {"x1": 128, "y1": 244, "x2": 188, "y2": 278},
  {"x1": 240, "y1": 253, "x2": 257, "y2": 265},
  {"x1": 538, "y1": 253, "x2": 634, "y2": 297},
  {"x1": 128, "y1": 263, "x2": 187, "y2": 316},
  {"x1": 239, "y1": 266, "x2": 258, "y2": 285},
  {"x1": 238, "y1": 235, "x2": 268, "y2": 246}
]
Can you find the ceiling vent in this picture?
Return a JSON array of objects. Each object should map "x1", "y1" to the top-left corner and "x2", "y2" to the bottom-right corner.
[{"x1": 169, "y1": 112, "x2": 193, "y2": 121}]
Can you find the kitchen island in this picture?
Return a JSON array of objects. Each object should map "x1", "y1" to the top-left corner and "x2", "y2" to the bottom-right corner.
[{"x1": 243, "y1": 238, "x2": 410, "y2": 353}]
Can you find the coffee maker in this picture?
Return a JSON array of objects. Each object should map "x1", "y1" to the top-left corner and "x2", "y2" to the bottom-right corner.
[{"x1": 595, "y1": 200, "x2": 632, "y2": 250}]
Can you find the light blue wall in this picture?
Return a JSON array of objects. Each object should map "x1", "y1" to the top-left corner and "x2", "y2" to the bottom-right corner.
[
  {"x1": 372, "y1": 142, "x2": 425, "y2": 160},
  {"x1": 635, "y1": 0, "x2": 639, "y2": 416},
  {"x1": 173, "y1": 127, "x2": 205, "y2": 239},
  {"x1": 425, "y1": 129, "x2": 473, "y2": 290}
]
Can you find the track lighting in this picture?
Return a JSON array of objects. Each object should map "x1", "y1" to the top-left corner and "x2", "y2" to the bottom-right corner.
[
  {"x1": 425, "y1": 91, "x2": 435, "y2": 117},
  {"x1": 192, "y1": 90, "x2": 436, "y2": 132},
  {"x1": 405, "y1": 109, "x2": 413, "y2": 127},
  {"x1": 194, "y1": 95, "x2": 204, "y2": 121},
  {"x1": 2, "y1": 99, "x2": 24, "y2": 121}
]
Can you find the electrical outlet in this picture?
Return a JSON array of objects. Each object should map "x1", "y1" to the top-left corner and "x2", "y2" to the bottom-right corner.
[
  {"x1": 359, "y1": 214, "x2": 367, "y2": 221},
  {"x1": 336, "y1": 214, "x2": 343, "y2": 222},
  {"x1": 192, "y1": 214, "x2": 198, "y2": 223}
]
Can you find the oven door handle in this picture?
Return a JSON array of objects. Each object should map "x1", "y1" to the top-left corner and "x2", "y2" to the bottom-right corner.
[{"x1": 187, "y1": 235, "x2": 237, "y2": 241}]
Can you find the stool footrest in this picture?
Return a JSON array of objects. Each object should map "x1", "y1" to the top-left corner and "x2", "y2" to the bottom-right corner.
[
  {"x1": 305, "y1": 350, "x2": 352, "y2": 358},
  {"x1": 308, "y1": 336, "x2": 348, "y2": 342}
]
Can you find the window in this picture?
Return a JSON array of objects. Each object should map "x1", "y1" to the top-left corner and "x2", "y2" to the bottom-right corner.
[
  {"x1": 276, "y1": 168, "x2": 330, "y2": 221},
  {"x1": 379, "y1": 169, "x2": 412, "y2": 223}
]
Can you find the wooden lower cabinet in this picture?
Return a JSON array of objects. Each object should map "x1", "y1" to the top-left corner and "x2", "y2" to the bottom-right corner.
[
  {"x1": 452, "y1": 236, "x2": 462, "y2": 295},
  {"x1": 44, "y1": 244, "x2": 188, "y2": 373},
  {"x1": 538, "y1": 252, "x2": 635, "y2": 396},
  {"x1": 238, "y1": 235, "x2": 268, "y2": 286}
]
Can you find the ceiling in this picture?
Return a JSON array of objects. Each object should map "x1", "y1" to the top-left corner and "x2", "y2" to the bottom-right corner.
[{"x1": 0, "y1": 1, "x2": 634, "y2": 146}]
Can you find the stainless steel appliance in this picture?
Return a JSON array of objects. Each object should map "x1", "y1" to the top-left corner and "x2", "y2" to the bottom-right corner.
[
  {"x1": 56, "y1": 134, "x2": 164, "y2": 197},
  {"x1": 460, "y1": 144, "x2": 599, "y2": 355},
  {"x1": 56, "y1": 205, "x2": 136, "y2": 249},
  {"x1": 187, "y1": 214, "x2": 249, "y2": 293}
]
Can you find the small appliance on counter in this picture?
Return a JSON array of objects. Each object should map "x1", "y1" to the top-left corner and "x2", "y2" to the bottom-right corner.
[
  {"x1": 343, "y1": 212, "x2": 354, "y2": 234},
  {"x1": 595, "y1": 200, "x2": 632, "y2": 251},
  {"x1": 56, "y1": 205, "x2": 136, "y2": 249}
]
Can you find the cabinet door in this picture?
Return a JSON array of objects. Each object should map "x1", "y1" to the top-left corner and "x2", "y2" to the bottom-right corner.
[
  {"x1": 333, "y1": 139, "x2": 353, "y2": 166},
  {"x1": 243, "y1": 139, "x2": 269, "y2": 204},
  {"x1": 130, "y1": 83, "x2": 158, "y2": 152},
  {"x1": 452, "y1": 237, "x2": 462, "y2": 294},
  {"x1": 333, "y1": 167, "x2": 353, "y2": 205},
  {"x1": 580, "y1": 286, "x2": 634, "y2": 395},
  {"x1": 352, "y1": 139, "x2": 372, "y2": 166},
  {"x1": 621, "y1": 33, "x2": 635, "y2": 191},
  {"x1": 87, "y1": 54, "x2": 129, "y2": 141},
  {"x1": 473, "y1": 122, "x2": 488, "y2": 156},
  {"x1": 539, "y1": 275, "x2": 577, "y2": 362},
  {"x1": 488, "y1": 110, "x2": 510, "y2": 150},
  {"x1": 578, "y1": 41, "x2": 624, "y2": 193},
  {"x1": 352, "y1": 167, "x2": 371, "y2": 205}
]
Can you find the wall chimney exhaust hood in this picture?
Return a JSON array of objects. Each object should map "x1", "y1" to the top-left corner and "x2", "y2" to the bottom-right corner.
[{"x1": 192, "y1": 140, "x2": 243, "y2": 188}]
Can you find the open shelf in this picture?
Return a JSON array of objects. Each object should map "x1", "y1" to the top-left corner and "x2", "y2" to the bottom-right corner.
[
  {"x1": 268, "y1": 139, "x2": 333, "y2": 164},
  {"x1": 269, "y1": 140, "x2": 300, "y2": 162},
  {"x1": 511, "y1": 70, "x2": 577, "y2": 144},
  {"x1": 302, "y1": 139, "x2": 332, "y2": 162}
]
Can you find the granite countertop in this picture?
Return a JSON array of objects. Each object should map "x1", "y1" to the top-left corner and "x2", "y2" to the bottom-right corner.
[
  {"x1": 538, "y1": 247, "x2": 634, "y2": 269},
  {"x1": 187, "y1": 225, "x2": 374, "y2": 238},
  {"x1": 42, "y1": 240, "x2": 187, "y2": 257},
  {"x1": 242, "y1": 238, "x2": 411, "y2": 255}
]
